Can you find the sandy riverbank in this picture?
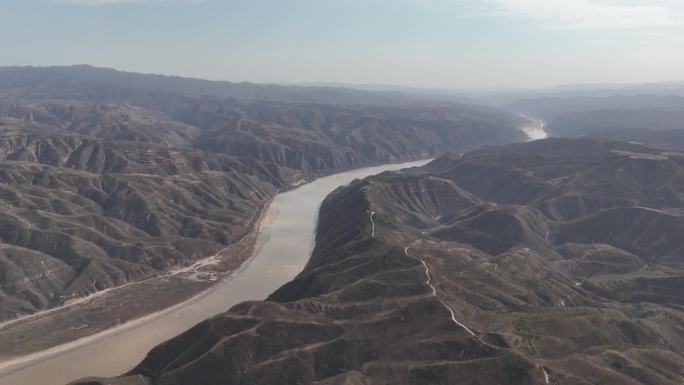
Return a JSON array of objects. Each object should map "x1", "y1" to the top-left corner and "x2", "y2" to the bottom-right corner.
[{"x1": 0, "y1": 195, "x2": 274, "y2": 365}]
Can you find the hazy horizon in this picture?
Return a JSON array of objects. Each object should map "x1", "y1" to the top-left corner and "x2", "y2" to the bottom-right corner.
[{"x1": 3, "y1": 0, "x2": 684, "y2": 89}]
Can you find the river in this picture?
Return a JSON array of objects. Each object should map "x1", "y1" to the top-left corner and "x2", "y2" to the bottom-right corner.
[
  {"x1": 0, "y1": 159, "x2": 430, "y2": 385},
  {"x1": 520, "y1": 116, "x2": 549, "y2": 141}
]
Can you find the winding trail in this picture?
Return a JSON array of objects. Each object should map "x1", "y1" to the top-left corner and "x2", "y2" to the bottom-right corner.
[
  {"x1": 403, "y1": 240, "x2": 552, "y2": 384},
  {"x1": 367, "y1": 210, "x2": 478, "y2": 338},
  {"x1": 367, "y1": 171, "x2": 553, "y2": 385},
  {"x1": 404, "y1": 245, "x2": 478, "y2": 338}
]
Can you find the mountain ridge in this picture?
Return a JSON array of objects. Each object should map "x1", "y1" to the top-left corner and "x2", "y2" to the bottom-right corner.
[{"x1": 92, "y1": 138, "x2": 684, "y2": 385}]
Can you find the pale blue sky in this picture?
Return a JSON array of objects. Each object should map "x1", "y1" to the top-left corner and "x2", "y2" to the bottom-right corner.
[{"x1": 2, "y1": 0, "x2": 683, "y2": 88}]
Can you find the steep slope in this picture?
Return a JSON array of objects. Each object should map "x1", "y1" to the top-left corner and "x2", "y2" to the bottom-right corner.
[
  {"x1": 0, "y1": 113, "x2": 313, "y2": 322},
  {"x1": 0, "y1": 121, "x2": 298, "y2": 184},
  {"x1": 99, "y1": 138, "x2": 684, "y2": 385},
  {"x1": 109, "y1": 170, "x2": 547, "y2": 385},
  {"x1": 185, "y1": 100, "x2": 526, "y2": 173},
  {"x1": 0, "y1": 146, "x2": 284, "y2": 321}
]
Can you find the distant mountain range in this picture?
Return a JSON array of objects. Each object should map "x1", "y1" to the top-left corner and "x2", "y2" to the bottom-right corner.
[
  {"x1": 295, "y1": 80, "x2": 684, "y2": 105},
  {"x1": 504, "y1": 94, "x2": 684, "y2": 150},
  {"x1": 5, "y1": 65, "x2": 683, "y2": 108},
  {"x1": 0, "y1": 65, "x2": 472, "y2": 107}
]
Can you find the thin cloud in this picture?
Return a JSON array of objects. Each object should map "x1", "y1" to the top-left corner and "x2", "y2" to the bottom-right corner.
[
  {"x1": 54, "y1": 0, "x2": 203, "y2": 5},
  {"x1": 488, "y1": 0, "x2": 683, "y2": 30},
  {"x1": 56, "y1": 0, "x2": 153, "y2": 4}
]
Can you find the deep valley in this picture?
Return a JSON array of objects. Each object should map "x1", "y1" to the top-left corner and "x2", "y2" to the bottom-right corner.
[
  {"x1": 97, "y1": 138, "x2": 684, "y2": 385},
  {"x1": 0, "y1": 65, "x2": 529, "y2": 375}
]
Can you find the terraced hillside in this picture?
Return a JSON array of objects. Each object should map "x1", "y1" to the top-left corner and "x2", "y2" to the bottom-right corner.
[{"x1": 103, "y1": 138, "x2": 684, "y2": 385}]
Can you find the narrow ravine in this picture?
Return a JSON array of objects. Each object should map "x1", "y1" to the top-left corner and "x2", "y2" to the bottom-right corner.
[{"x1": 0, "y1": 160, "x2": 430, "y2": 385}]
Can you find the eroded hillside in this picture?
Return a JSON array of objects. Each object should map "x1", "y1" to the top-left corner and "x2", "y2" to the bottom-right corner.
[
  {"x1": 0, "y1": 66, "x2": 528, "y2": 323},
  {"x1": 106, "y1": 139, "x2": 684, "y2": 385}
]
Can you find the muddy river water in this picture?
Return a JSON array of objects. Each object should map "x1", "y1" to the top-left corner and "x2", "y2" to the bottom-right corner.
[{"x1": 0, "y1": 159, "x2": 430, "y2": 385}]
